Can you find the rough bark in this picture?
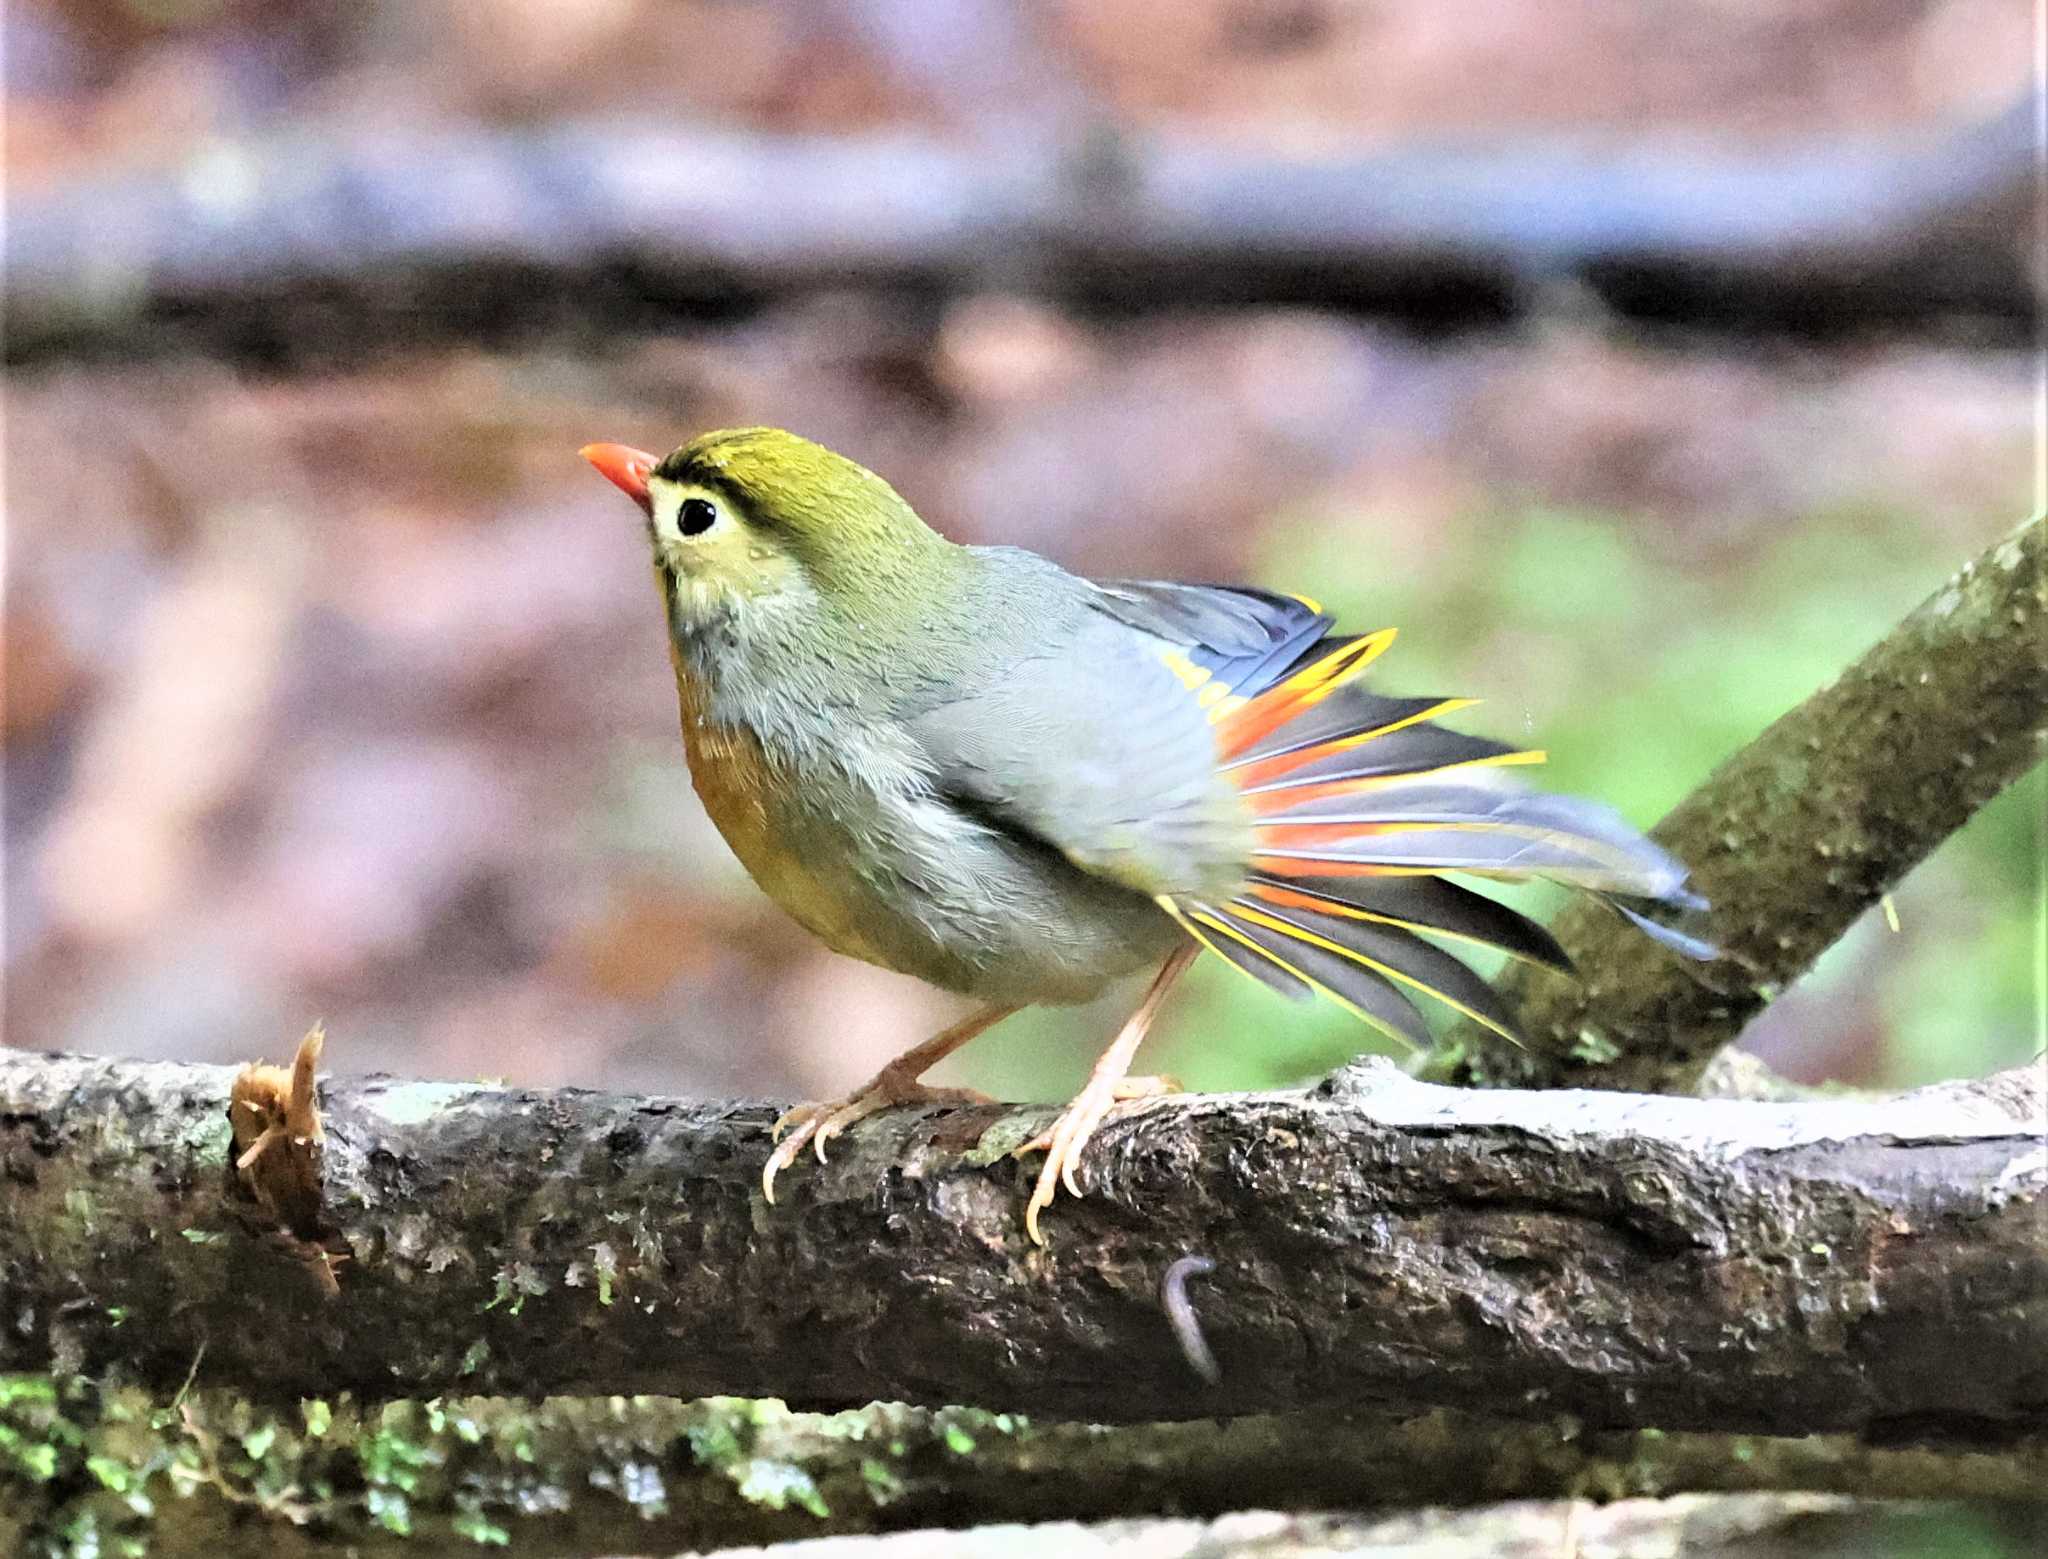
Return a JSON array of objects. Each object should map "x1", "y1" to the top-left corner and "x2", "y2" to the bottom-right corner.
[
  {"x1": 2, "y1": 1049, "x2": 2042, "y2": 1435},
  {"x1": 1427, "y1": 511, "x2": 2046, "y2": 1095},
  {"x1": 4, "y1": 1377, "x2": 2044, "y2": 1558},
  {"x1": 6, "y1": 102, "x2": 2032, "y2": 365}
]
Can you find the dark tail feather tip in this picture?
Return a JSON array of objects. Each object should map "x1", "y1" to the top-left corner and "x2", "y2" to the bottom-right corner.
[{"x1": 1600, "y1": 892, "x2": 1719, "y2": 961}]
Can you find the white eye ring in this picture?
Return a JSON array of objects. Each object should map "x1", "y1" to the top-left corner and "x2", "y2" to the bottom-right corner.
[{"x1": 651, "y1": 482, "x2": 726, "y2": 543}]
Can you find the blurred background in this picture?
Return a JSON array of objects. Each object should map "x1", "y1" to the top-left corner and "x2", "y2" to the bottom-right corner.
[{"x1": 4, "y1": 0, "x2": 2039, "y2": 1111}]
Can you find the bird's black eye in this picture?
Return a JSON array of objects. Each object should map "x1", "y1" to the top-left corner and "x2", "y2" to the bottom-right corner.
[{"x1": 678, "y1": 497, "x2": 718, "y2": 537}]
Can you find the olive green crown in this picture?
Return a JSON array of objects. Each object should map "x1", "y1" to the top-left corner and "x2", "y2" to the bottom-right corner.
[{"x1": 654, "y1": 428, "x2": 940, "y2": 557}]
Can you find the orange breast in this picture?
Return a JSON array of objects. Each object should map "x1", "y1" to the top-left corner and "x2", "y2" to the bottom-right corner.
[{"x1": 670, "y1": 661, "x2": 895, "y2": 967}]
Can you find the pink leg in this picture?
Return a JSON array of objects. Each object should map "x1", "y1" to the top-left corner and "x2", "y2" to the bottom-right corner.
[
  {"x1": 762, "y1": 1003, "x2": 1018, "y2": 1203},
  {"x1": 1016, "y1": 943, "x2": 1199, "y2": 1244}
]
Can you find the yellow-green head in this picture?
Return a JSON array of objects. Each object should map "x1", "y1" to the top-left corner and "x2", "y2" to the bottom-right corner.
[{"x1": 582, "y1": 428, "x2": 954, "y2": 637}]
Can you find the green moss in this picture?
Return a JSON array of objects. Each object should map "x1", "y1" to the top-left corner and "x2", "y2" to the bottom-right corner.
[
  {"x1": 450, "y1": 1505, "x2": 510, "y2": 1546},
  {"x1": 1570, "y1": 1029, "x2": 1621, "y2": 1064},
  {"x1": 367, "y1": 1485, "x2": 413, "y2": 1535},
  {"x1": 685, "y1": 1415, "x2": 745, "y2": 1471},
  {"x1": 484, "y1": 1263, "x2": 547, "y2": 1316},
  {"x1": 173, "y1": 1107, "x2": 234, "y2": 1169},
  {"x1": 0, "y1": 1379, "x2": 60, "y2": 1409},
  {"x1": 960, "y1": 1114, "x2": 1047, "y2": 1165},
  {"x1": 735, "y1": 1458, "x2": 829, "y2": 1519},
  {"x1": 5, "y1": 1376, "x2": 2045, "y2": 1554},
  {"x1": 2, "y1": 1376, "x2": 154, "y2": 1558},
  {"x1": 0, "y1": 1428, "x2": 60, "y2": 1483},
  {"x1": 357, "y1": 1407, "x2": 443, "y2": 1493},
  {"x1": 6, "y1": 1378, "x2": 948, "y2": 1551},
  {"x1": 860, "y1": 1456, "x2": 906, "y2": 1504}
]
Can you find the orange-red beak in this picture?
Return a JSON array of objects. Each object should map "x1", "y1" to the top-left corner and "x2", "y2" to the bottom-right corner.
[{"x1": 580, "y1": 442, "x2": 659, "y2": 514}]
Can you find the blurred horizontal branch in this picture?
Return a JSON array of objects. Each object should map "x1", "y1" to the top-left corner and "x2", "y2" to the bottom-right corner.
[
  {"x1": 7, "y1": 102, "x2": 2034, "y2": 365},
  {"x1": 1429, "y1": 509, "x2": 2045, "y2": 1095},
  {"x1": 3, "y1": 1048, "x2": 2042, "y2": 1436},
  {"x1": 6, "y1": 1379, "x2": 2043, "y2": 1558}
]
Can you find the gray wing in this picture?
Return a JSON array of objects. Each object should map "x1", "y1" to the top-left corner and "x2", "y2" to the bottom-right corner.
[
  {"x1": 901, "y1": 565, "x2": 1332, "y2": 899},
  {"x1": 1087, "y1": 579, "x2": 1334, "y2": 695}
]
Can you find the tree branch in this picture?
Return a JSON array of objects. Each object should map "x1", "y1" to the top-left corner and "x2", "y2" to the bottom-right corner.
[
  {"x1": 1428, "y1": 511, "x2": 2045, "y2": 1095},
  {"x1": 4, "y1": 1379, "x2": 2043, "y2": 1557},
  {"x1": 6, "y1": 103, "x2": 2031, "y2": 365},
  {"x1": 3, "y1": 1050, "x2": 2041, "y2": 1435}
]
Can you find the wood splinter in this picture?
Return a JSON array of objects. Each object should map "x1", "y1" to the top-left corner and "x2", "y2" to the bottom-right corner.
[{"x1": 228, "y1": 1024, "x2": 342, "y2": 1294}]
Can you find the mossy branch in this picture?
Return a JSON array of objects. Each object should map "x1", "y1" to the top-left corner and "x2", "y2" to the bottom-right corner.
[
  {"x1": 1430, "y1": 511, "x2": 2045, "y2": 1094},
  {"x1": 3, "y1": 1049, "x2": 2042, "y2": 1434},
  {"x1": 4, "y1": 1376, "x2": 2043, "y2": 1558}
]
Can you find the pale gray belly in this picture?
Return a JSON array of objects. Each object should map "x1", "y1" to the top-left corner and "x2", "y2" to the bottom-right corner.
[{"x1": 740, "y1": 769, "x2": 1183, "y2": 1007}]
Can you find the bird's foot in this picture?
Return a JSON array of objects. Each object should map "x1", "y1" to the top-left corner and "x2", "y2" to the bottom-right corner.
[
  {"x1": 1014, "y1": 1074, "x2": 1182, "y2": 1244},
  {"x1": 763, "y1": 1068, "x2": 994, "y2": 1204}
]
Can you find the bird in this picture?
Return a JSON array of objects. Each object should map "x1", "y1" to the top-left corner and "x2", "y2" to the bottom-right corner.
[{"x1": 580, "y1": 428, "x2": 1706, "y2": 1241}]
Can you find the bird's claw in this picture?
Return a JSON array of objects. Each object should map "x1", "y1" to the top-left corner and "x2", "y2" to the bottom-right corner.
[
  {"x1": 761, "y1": 1079, "x2": 993, "y2": 1204},
  {"x1": 1014, "y1": 1074, "x2": 1181, "y2": 1244}
]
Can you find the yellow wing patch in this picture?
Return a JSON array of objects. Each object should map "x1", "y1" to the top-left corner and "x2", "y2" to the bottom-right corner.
[
  {"x1": 1154, "y1": 647, "x2": 1266, "y2": 727},
  {"x1": 1158, "y1": 647, "x2": 1211, "y2": 692}
]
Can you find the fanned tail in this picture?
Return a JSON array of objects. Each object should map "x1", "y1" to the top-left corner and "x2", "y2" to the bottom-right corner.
[{"x1": 1167, "y1": 630, "x2": 1710, "y2": 1048}]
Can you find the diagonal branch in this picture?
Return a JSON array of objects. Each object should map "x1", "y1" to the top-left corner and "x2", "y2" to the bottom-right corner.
[
  {"x1": 2, "y1": 1050, "x2": 2041, "y2": 1436},
  {"x1": 1430, "y1": 512, "x2": 2045, "y2": 1094}
]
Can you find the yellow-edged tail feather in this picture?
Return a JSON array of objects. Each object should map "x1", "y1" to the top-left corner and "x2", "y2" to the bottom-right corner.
[{"x1": 1180, "y1": 625, "x2": 1709, "y2": 1045}]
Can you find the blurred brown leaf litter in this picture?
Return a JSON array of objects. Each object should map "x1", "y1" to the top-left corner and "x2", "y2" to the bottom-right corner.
[{"x1": 3, "y1": 1, "x2": 2037, "y2": 1106}]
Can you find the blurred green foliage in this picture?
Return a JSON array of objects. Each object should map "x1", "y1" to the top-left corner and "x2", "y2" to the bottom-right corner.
[{"x1": 965, "y1": 505, "x2": 2041, "y2": 1100}]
